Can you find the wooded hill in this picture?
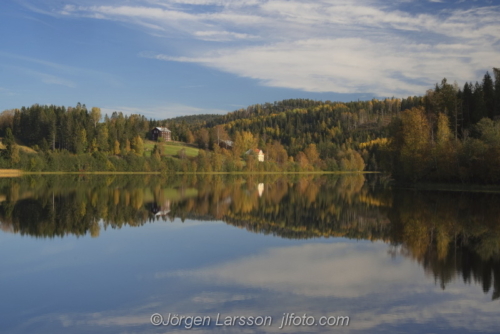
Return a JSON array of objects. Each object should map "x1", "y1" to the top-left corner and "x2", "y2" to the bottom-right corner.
[{"x1": 0, "y1": 68, "x2": 498, "y2": 180}]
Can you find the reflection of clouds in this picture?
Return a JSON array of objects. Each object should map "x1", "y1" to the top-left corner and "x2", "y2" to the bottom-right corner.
[
  {"x1": 6, "y1": 239, "x2": 499, "y2": 333},
  {"x1": 154, "y1": 242, "x2": 500, "y2": 332},
  {"x1": 192, "y1": 291, "x2": 255, "y2": 304},
  {"x1": 351, "y1": 293, "x2": 500, "y2": 332},
  {"x1": 48, "y1": 277, "x2": 500, "y2": 333},
  {"x1": 163, "y1": 242, "x2": 424, "y2": 298}
]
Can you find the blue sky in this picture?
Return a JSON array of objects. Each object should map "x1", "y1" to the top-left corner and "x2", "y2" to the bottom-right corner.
[{"x1": 0, "y1": 0, "x2": 498, "y2": 119}]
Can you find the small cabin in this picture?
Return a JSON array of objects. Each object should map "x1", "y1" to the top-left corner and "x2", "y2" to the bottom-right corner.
[
  {"x1": 151, "y1": 127, "x2": 171, "y2": 141},
  {"x1": 245, "y1": 149, "x2": 265, "y2": 162}
]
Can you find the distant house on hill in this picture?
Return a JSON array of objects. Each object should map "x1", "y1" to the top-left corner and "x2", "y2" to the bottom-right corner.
[
  {"x1": 219, "y1": 140, "x2": 234, "y2": 149},
  {"x1": 245, "y1": 149, "x2": 265, "y2": 162},
  {"x1": 151, "y1": 127, "x2": 171, "y2": 141}
]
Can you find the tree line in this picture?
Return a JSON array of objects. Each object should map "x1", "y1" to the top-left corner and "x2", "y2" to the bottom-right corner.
[
  {"x1": 0, "y1": 68, "x2": 499, "y2": 180},
  {"x1": 384, "y1": 69, "x2": 500, "y2": 183}
]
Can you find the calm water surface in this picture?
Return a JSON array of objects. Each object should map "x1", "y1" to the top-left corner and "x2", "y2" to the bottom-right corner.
[{"x1": 0, "y1": 174, "x2": 498, "y2": 333}]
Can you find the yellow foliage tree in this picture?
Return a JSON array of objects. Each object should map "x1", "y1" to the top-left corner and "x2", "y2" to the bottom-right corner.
[
  {"x1": 113, "y1": 140, "x2": 120, "y2": 155},
  {"x1": 393, "y1": 107, "x2": 431, "y2": 181}
]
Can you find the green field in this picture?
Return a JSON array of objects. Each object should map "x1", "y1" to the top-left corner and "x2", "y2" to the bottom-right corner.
[{"x1": 143, "y1": 140, "x2": 199, "y2": 158}]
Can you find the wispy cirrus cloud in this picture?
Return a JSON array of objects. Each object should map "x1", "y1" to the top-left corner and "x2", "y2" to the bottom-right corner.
[
  {"x1": 0, "y1": 51, "x2": 121, "y2": 88},
  {"x1": 23, "y1": 0, "x2": 500, "y2": 97},
  {"x1": 11, "y1": 66, "x2": 77, "y2": 88}
]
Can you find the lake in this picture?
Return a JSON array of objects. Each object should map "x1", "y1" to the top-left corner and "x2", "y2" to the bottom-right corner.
[{"x1": 0, "y1": 174, "x2": 498, "y2": 333}]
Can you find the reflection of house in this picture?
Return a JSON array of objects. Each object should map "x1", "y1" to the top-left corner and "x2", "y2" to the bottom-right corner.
[
  {"x1": 151, "y1": 127, "x2": 171, "y2": 141},
  {"x1": 150, "y1": 200, "x2": 171, "y2": 216},
  {"x1": 258, "y1": 183, "x2": 264, "y2": 197},
  {"x1": 245, "y1": 149, "x2": 265, "y2": 162},
  {"x1": 219, "y1": 140, "x2": 234, "y2": 149}
]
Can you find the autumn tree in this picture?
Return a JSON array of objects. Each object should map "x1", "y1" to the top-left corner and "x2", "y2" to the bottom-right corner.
[
  {"x1": 234, "y1": 131, "x2": 257, "y2": 157},
  {"x1": 266, "y1": 141, "x2": 288, "y2": 166},
  {"x1": 336, "y1": 148, "x2": 364, "y2": 171},
  {"x1": 304, "y1": 143, "x2": 320, "y2": 167},
  {"x1": 212, "y1": 125, "x2": 229, "y2": 146},
  {"x1": 432, "y1": 113, "x2": 457, "y2": 180},
  {"x1": 0, "y1": 110, "x2": 15, "y2": 136},
  {"x1": 90, "y1": 107, "x2": 102, "y2": 129},
  {"x1": 131, "y1": 135, "x2": 144, "y2": 155},
  {"x1": 185, "y1": 130, "x2": 195, "y2": 144},
  {"x1": 113, "y1": 140, "x2": 121, "y2": 155},
  {"x1": 436, "y1": 113, "x2": 452, "y2": 147},
  {"x1": 391, "y1": 107, "x2": 431, "y2": 181},
  {"x1": 196, "y1": 128, "x2": 210, "y2": 149},
  {"x1": 295, "y1": 151, "x2": 310, "y2": 170}
]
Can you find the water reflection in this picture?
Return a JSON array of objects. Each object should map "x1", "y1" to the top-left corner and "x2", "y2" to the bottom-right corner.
[{"x1": 0, "y1": 174, "x2": 499, "y2": 333}]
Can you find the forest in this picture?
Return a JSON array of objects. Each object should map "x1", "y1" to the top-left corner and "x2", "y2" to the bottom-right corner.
[
  {"x1": 0, "y1": 68, "x2": 498, "y2": 183},
  {"x1": 386, "y1": 73, "x2": 500, "y2": 183}
]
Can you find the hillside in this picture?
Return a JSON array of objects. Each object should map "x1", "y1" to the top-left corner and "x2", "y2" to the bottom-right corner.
[
  {"x1": 143, "y1": 140, "x2": 199, "y2": 158},
  {"x1": 167, "y1": 114, "x2": 223, "y2": 126},
  {"x1": 0, "y1": 138, "x2": 37, "y2": 154},
  {"x1": 0, "y1": 68, "x2": 498, "y2": 178}
]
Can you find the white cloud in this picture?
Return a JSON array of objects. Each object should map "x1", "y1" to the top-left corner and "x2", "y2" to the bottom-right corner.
[
  {"x1": 25, "y1": 0, "x2": 500, "y2": 97},
  {"x1": 153, "y1": 37, "x2": 491, "y2": 96},
  {"x1": 0, "y1": 87, "x2": 16, "y2": 97},
  {"x1": 153, "y1": 242, "x2": 500, "y2": 332},
  {"x1": 161, "y1": 242, "x2": 425, "y2": 298},
  {"x1": 193, "y1": 30, "x2": 257, "y2": 42},
  {"x1": 10, "y1": 66, "x2": 77, "y2": 88},
  {"x1": 14, "y1": 241, "x2": 499, "y2": 333}
]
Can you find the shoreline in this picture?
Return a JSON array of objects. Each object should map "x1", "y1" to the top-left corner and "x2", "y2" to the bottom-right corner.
[{"x1": 0, "y1": 170, "x2": 377, "y2": 177}]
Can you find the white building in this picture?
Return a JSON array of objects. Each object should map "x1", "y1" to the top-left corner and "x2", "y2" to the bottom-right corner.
[{"x1": 245, "y1": 149, "x2": 265, "y2": 162}]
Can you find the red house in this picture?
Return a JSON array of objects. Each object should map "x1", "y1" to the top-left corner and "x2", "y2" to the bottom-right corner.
[{"x1": 151, "y1": 127, "x2": 171, "y2": 141}]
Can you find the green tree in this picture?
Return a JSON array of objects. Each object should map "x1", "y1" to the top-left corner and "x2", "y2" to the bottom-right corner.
[
  {"x1": 75, "y1": 128, "x2": 88, "y2": 154},
  {"x1": 4, "y1": 128, "x2": 20, "y2": 165},
  {"x1": 493, "y1": 68, "x2": 500, "y2": 118},
  {"x1": 483, "y1": 72, "x2": 495, "y2": 119},
  {"x1": 97, "y1": 125, "x2": 109, "y2": 152}
]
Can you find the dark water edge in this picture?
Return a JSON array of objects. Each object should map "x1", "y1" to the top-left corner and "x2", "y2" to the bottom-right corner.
[{"x1": 393, "y1": 180, "x2": 500, "y2": 193}]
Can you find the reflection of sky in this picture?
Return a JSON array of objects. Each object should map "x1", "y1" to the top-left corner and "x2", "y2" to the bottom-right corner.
[{"x1": 0, "y1": 219, "x2": 498, "y2": 334}]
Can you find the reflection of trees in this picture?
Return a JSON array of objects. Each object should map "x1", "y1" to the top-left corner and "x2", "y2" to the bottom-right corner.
[
  {"x1": 0, "y1": 175, "x2": 499, "y2": 299},
  {"x1": 173, "y1": 176, "x2": 500, "y2": 300},
  {"x1": 0, "y1": 175, "x2": 199, "y2": 238},
  {"x1": 388, "y1": 190, "x2": 500, "y2": 300},
  {"x1": 220, "y1": 175, "x2": 392, "y2": 240},
  {"x1": 168, "y1": 174, "x2": 391, "y2": 240}
]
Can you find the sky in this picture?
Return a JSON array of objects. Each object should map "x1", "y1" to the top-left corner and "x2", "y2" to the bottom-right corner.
[{"x1": 0, "y1": 0, "x2": 498, "y2": 119}]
